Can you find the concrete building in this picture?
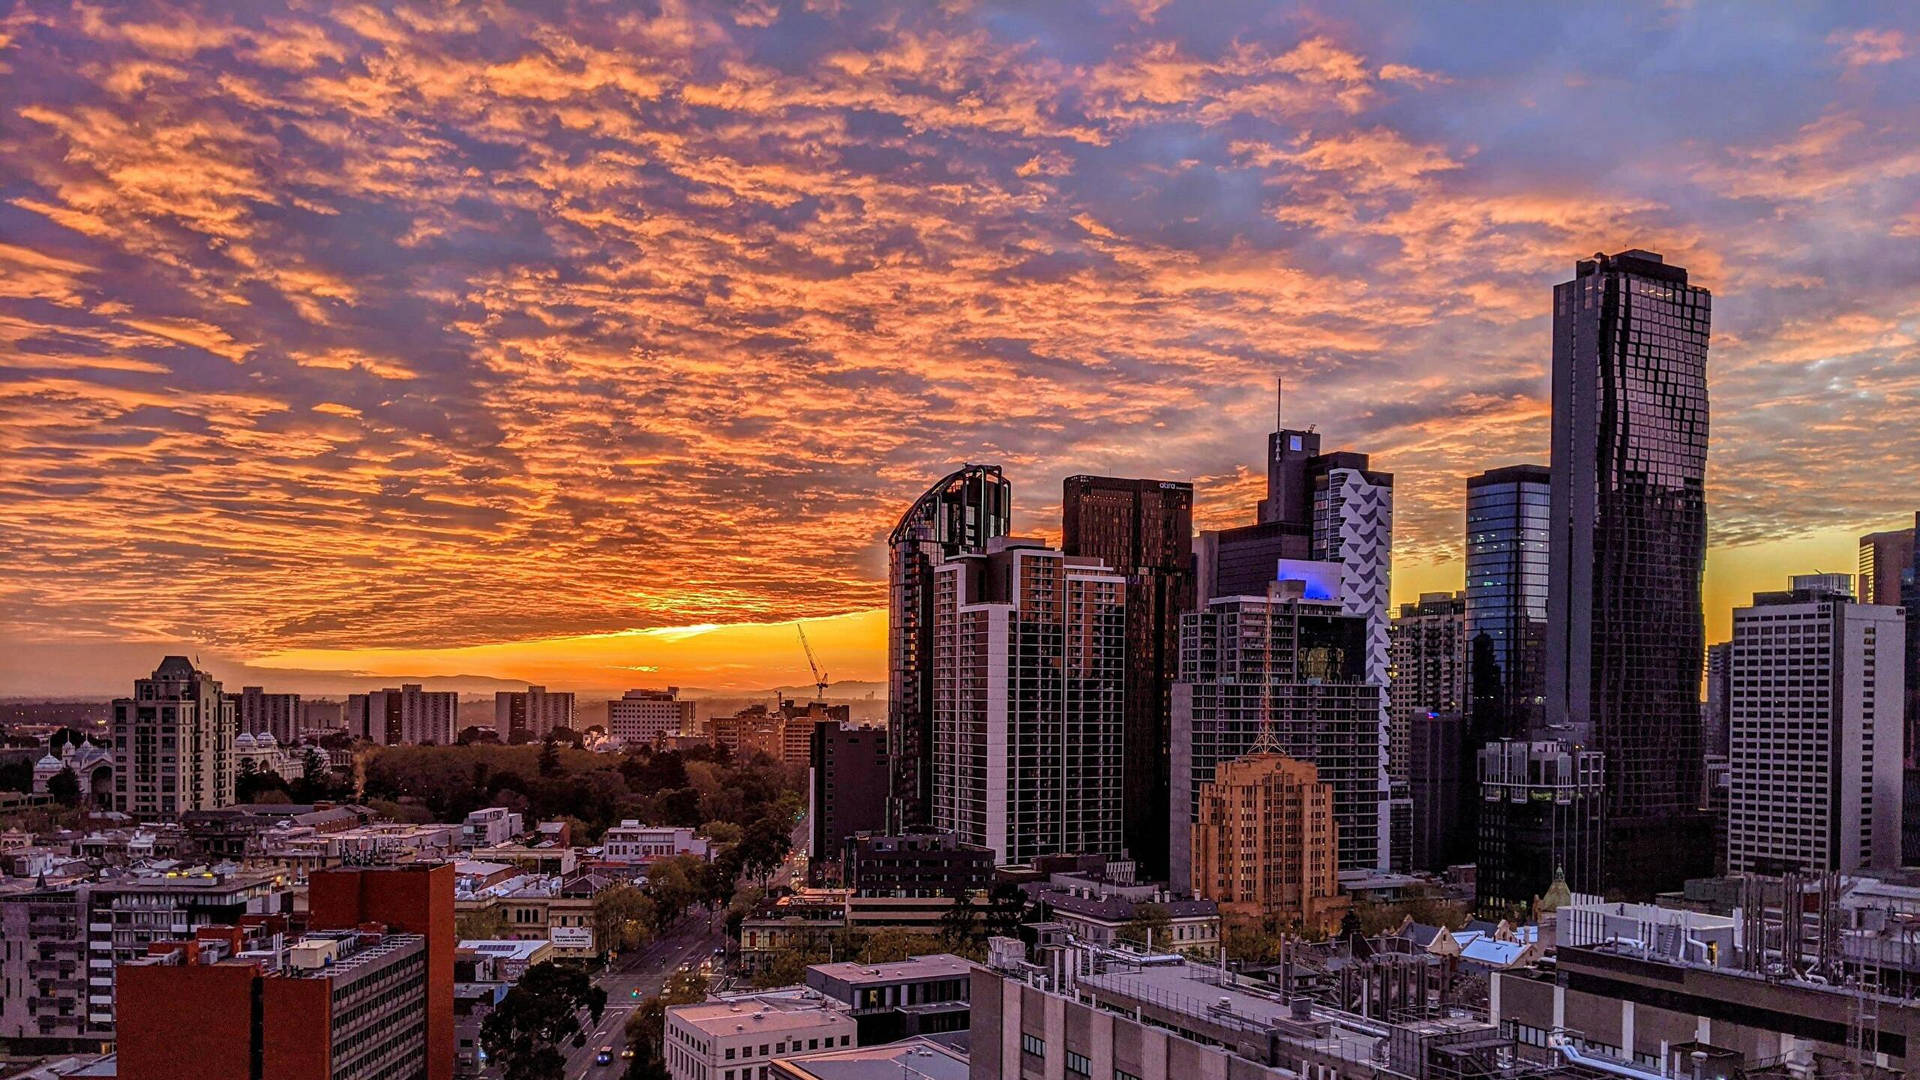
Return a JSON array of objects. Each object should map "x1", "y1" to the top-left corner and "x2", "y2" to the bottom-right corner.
[
  {"x1": 1545, "y1": 249, "x2": 1714, "y2": 897},
  {"x1": 1190, "y1": 753, "x2": 1346, "y2": 934},
  {"x1": 231, "y1": 685, "x2": 301, "y2": 743},
  {"x1": 117, "y1": 927, "x2": 430, "y2": 1080},
  {"x1": 1408, "y1": 713, "x2": 1467, "y2": 873},
  {"x1": 348, "y1": 684, "x2": 458, "y2": 746},
  {"x1": 665, "y1": 988, "x2": 857, "y2": 1080},
  {"x1": 1705, "y1": 641, "x2": 1732, "y2": 757},
  {"x1": 1028, "y1": 881, "x2": 1220, "y2": 956},
  {"x1": 112, "y1": 655, "x2": 237, "y2": 820},
  {"x1": 841, "y1": 833, "x2": 995, "y2": 898},
  {"x1": 1728, "y1": 574, "x2": 1905, "y2": 874},
  {"x1": 494, "y1": 685, "x2": 576, "y2": 742},
  {"x1": 809, "y1": 724, "x2": 888, "y2": 885},
  {"x1": 1062, "y1": 474, "x2": 1196, "y2": 880},
  {"x1": 1475, "y1": 739, "x2": 1604, "y2": 915},
  {"x1": 1390, "y1": 592, "x2": 1467, "y2": 786},
  {"x1": 1860, "y1": 526, "x2": 1916, "y2": 609},
  {"x1": 1172, "y1": 576, "x2": 1387, "y2": 885},
  {"x1": 770, "y1": 1037, "x2": 968, "y2": 1080},
  {"x1": 803, "y1": 953, "x2": 971, "y2": 1043},
  {"x1": 602, "y1": 822, "x2": 709, "y2": 864},
  {"x1": 461, "y1": 806, "x2": 524, "y2": 848},
  {"x1": 888, "y1": 464, "x2": 1013, "y2": 833},
  {"x1": 930, "y1": 538, "x2": 1127, "y2": 865},
  {"x1": 609, "y1": 687, "x2": 697, "y2": 747}
]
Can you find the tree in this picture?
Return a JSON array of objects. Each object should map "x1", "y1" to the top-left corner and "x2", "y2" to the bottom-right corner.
[
  {"x1": 941, "y1": 889, "x2": 981, "y2": 950},
  {"x1": 643, "y1": 855, "x2": 707, "y2": 929},
  {"x1": 1118, "y1": 903, "x2": 1172, "y2": 949},
  {"x1": 237, "y1": 766, "x2": 290, "y2": 804},
  {"x1": 623, "y1": 968, "x2": 710, "y2": 1079},
  {"x1": 594, "y1": 885, "x2": 657, "y2": 956},
  {"x1": 458, "y1": 726, "x2": 501, "y2": 745},
  {"x1": 457, "y1": 906, "x2": 509, "y2": 941},
  {"x1": 481, "y1": 961, "x2": 606, "y2": 1080},
  {"x1": 537, "y1": 739, "x2": 562, "y2": 778},
  {"x1": 47, "y1": 765, "x2": 80, "y2": 807},
  {"x1": 984, "y1": 883, "x2": 1029, "y2": 939}
]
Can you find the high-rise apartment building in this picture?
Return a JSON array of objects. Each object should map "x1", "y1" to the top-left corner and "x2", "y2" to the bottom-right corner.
[
  {"x1": 1409, "y1": 713, "x2": 1467, "y2": 872},
  {"x1": 608, "y1": 687, "x2": 696, "y2": 747},
  {"x1": 1905, "y1": 512, "x2": 1920, "y2": 769},
  {"x1": 1475, "y1": 739, "x2": 1605, "y2": 914},
  {"x1": 1861, "y1": 526, "x2": 1917, "y2": 608},
  {"x1": 1704, "y1": 641, "x2": 1732, "y2": 756},
  {"x1": 231, "y1": 685, "x2": 301, "y2": 743},
  {"x1": 1388, "y1": 592, "x2": 1466, "y2": 783},
  {"x1": 887, "y1": 464, "x2": 1012, "y2": 832},
  {"x1": 808, "y1": 722, "x2": 888, "y2": 884},
  {"x1": 1189, "y1": 753, "x2": 1347, "y2": 933},
  {"x1": 1172, "y1": 573, "x2": 1386, "y2": 884},
  {"x1": 929, "y1": 538, "x2": 1126, "y2": 864},
  {"x1": 1727, "y1": 575, "x2": 1905, "y2": 875},
  {"x1": 1061, "y1": 474, "x2": 1195, "y2": 879},
  {"x1": 1464, "y1": 465, "x2": 1551, "y2": 744},
  {"x1": 112, "y1": 656, "x2": 236, "y2": 821},
  {"x1": 494, "y1": 684, "x2": 576, "y2": 742},
  {"x1": 1545, "y1": 248, "x2": 1713, "y2": 897},
  {"x1": 348, "y1": 684, "x2": 458, "y2": 745}
]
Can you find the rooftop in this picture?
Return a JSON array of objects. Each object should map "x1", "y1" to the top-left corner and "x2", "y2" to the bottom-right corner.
[
  {"x1": 775, "y1": 1037, "x2": 968, "y2": 1080},
  {"x1": 672, "y1": 990, "x2": 852, "y2": 1036},
  {"x1": 807, "y1": 953, "x2": 972, "y2": 984}
]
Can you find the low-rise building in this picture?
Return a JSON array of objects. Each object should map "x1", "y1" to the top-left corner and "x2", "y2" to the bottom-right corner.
[
  {"x1": 1027, "y1": 880, "x2": 1219, "y2": 956},
  {"x1": 804, "y1": 953, "x2": 971, "y2": 1044},
  {"x1": 842, "y1": 833, "x2": 994, "y2": 898},
  {"x1": 770, "y1": 1036, "x2": 967, "y2": 1080},
  {"x1": 461, "y1": 807, "x2": 524, "y2": 849},
  {"x1": 665, "y1": 988, "x2": 858, "y2": 1080},
  {"x1": 602, "y1": 822, "x2": 710, "y2": 864},
  {"x1": 457, "y1": 937, "x2": 552, "y2": 980}
]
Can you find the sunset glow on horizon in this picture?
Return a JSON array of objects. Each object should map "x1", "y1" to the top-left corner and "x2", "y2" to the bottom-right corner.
[{"x1": 3, "y1": 2, "x2": 1917, "y2": 697}]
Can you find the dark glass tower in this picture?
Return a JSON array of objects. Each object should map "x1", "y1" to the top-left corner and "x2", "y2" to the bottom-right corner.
[
  {"x1": 886, "y1": 465, "x2": 1012, "y2": 833},
  {"x1": 1545, "y1": 249, "x2": 1713, "y2": 898},
  {"x1": 1062, "y1": 475, "x2": 1195, "y2": 878},
  {"x1": 1465, "y1": 465, "x2": 1551, "y2": 746}
]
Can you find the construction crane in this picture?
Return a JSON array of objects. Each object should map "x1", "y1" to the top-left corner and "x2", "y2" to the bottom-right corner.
[{"x1": 796, "y1": 625, "x2": 829, "y2": 702}]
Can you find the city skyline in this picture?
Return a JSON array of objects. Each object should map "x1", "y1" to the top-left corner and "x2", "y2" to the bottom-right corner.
[{"x1": 5, "y1": 3, "x2": 1920, "y2": 696}]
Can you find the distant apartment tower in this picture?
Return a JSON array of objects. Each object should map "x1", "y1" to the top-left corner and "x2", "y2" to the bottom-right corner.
[
  {"x1": 1409, "y1": 713, "x2": 1468, "y2": 872},
  {"x1": 1061, "y1": 474, "x2": 1195, "y2": 879},
  {"x1": 1465, "y1": 465, "x2": 1551, "y2": 744},
  {"x1": 1861, "y1": 526, "x2": 1917, "y2": 608},
  {"x1": 809, "y1": 723, "x2": 888, "y2": 884},
  {"x1": 348, "y1": 684, "x2": 458, "y2": 745},
  {"x1": 1476, "y1": 739, "x2": 1605, "y2": 913},
  {"x1": 609, "y1": 687, "x2": 695, "y2": 747},
  {"x1": 1172, "y1": 573, "x2": 1386, "y2": 884},
  {"x1": 112, "y1": 655, "x2": 236, "y2": 820},
  {"x1": 1727, "y1": 574, "x2": 1905, "y2": 875},
  {"x1": 231, "y1": 686, "x2": 301, "y2": 743},
  {"x1": 1190, "y1": 753, "x2": 1347, "y2": 933},
  {"x1": 1704, "y1": 641, "x2": 1733, "y2": 756},
  {"x1": 930, "y1": 538, "x2": 1126, "y2": 864},
  {"x1": 1546, "y1": 248, "x2": 1713, "y2": 897},
  {"x1": 494, "y1": 685, "x2": 576, "y2": 742},
  {"x1": 887, "y1": 465, "x2": 1012, "y2": 833},
  {"x1": 1388, "y1": 592, "x2": 1466, "y2": 782}
]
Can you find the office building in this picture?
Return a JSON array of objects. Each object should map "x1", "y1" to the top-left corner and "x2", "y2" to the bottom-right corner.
[
  {"x1": 808, "y1": 724, "x2": 888, "y2": 884},
  {"x1": 231, "y1": 685, "x2": 301, "y2": 743},
  {"x1": 1172, "y1": 575, "x2": 1387, "y2": 883},
  {"x1": 1545, "y1": 248, "x2": 1713, "y2": 896},
  {"x1": 494, "y1": 685, "x2": 576, "y2": 741},
  {"x1": 112, "y1": 655, "x2": 237, "y2": 820},
  {"x1": 1062, "y1": 475, "x2": 1196, "y2": 880},
  {"x1": 770, "y1": 1038, "x2": 969, "y2": 1080},
  {"x1": 1408, "y1": 713, "x2": 1468, "y2": 872},
  {"x1": 609, "y1": 687, "x2": 696, "y2": 747},
  {"x1": 1389, "y1": 591, "x2": 1467, "y2": 784},
  {"x1": 887, "y1": 464, "x2": 1012, "y2": 833},
  {"x1": 665, "y1": 989, "x2": 857, "y2": 1080},
  {"x1": 803, "y1": 953, "x2": 972, "y2": 1043},
  {"x1": 1704, "y1": 641, "x2": 1732, "y2": 757},
  {"x1": 1861, "y1": 526, "x2": 1916, "y2": 608},
  {"x1": 117, "y1": 927, "x2": 430, "y2": 1080},
  {"x1": 1475, "y1": 739, "x2": 1604, "y2": 915},
  {"x1": 309, "y1": 863, "x2": 456, "y2": 1080},
  {"x1": 930, "y1": 538, "x2": 1126, "y2": 864},
  {"x1": 1906, "y1": 513, "x2": 1920, "y2": 771},
  {"x1": 1464, "y1": 465, "x2": 1551, "y2": 744},
  {"x1": 601, "y1": 821, "x2": 709, "y2": 863},
  {"x1": 1189, "y1": 753, "x2": 1347, "y2": 933},
  {"x1": 348, "y1": 684, "x2": 458, "y2": 745},
  {"x1": 841, "y1": 833, "x2": 996, "y2": 898},
  {"x1": 1727, "y1": 574, "x2": 1905, "y2": 874}
]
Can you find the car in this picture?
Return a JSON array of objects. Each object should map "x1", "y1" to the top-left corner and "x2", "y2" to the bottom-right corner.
[
  {"x1": 712, "y1": 946, "x2": 725, "y2": 956},
  {"x1": 622, "y1": 1047, "x2": 637, "y2": 1060},
  {"x1": 597, "y1": 1046, "x2": 614, "y2": 1065}
]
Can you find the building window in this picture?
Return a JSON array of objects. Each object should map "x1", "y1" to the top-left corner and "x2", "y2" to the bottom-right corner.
[
  {"x1": 727, "y1": 1050, "x2": 736, "y2": 1061},
  {"x1": 1022, "y1": 1034, "x2": 1046, "y2": 1059},
  {"x1": 1067, "y1": 1052, "x2": 1093, "y2": 1077},
  {"x1": 1117, "y1": 1071, "x2": 1141, "y2": 1080}
]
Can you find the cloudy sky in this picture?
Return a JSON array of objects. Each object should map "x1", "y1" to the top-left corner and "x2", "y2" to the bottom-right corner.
[{"x1": 2, "y1": 1, "x2": 1916, "y2": 696}]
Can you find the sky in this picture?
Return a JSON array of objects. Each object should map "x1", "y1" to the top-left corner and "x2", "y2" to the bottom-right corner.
[{"x1": 2, "y1": 1, "x2": 1917, "y2": 698}]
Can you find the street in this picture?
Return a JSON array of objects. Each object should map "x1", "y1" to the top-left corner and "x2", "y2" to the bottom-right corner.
[{"x1": 556, "y1": 911, "x2": 728, "y2": 1079}]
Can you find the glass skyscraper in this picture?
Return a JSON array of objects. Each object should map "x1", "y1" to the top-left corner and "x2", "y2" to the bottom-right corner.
[
  {"x1": 1464, "y1": 464, "x2": 1551, "y2": 746},
  {"x1": 1545, "y1": 248, "x2": 1713, "y2": 897},
  {"x1": 886, "y1": 464, "x2": 1011, "y2": 833}
]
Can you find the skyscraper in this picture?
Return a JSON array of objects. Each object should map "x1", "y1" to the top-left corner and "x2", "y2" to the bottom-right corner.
[
  {"x1": 231, "y1": 686, "x2": 301, "y2": 743},
  {"x1": 1905, "y1": 512, "x2": 1920, "y2": 769},
  {"x1": 1172, "y1": 572, "x2": 1385, "y2": 882},
  {"x1": 1704, "y1": 641, "x2": 1732, "y2": 757},
  {"x1": 1476, "y1": 738, "x2": 1605, "y2": 913},
  {"x1": 494, "y1": 684, "x2": 576, "y2": 742},
  {"x1": 113, "y1": 656, "x2": 236, "y2": 820},
  {"x1": 1727, "y1": 574, "x2": 1905, "y2": 874},
  {"x1": 1545, "y1": 248, "x2": 1713, "y2": 896},
  {"x1": 929, "y1": 538, "x2": 1126, "y2": 864},
  {"x1": 347, "y1": 684, "x2": 457, "y2": 745},
  {"x1": 1388, "y1": 591, "x2": 1467, "y2": 782},
  {"x1": 1190, "y1": 753, "x2": 1347, "y2": 933},
  {"x1": 886, "y1": 464, "x2": 1012, "y2": 833},
  {"x1": 1464, "y1": 464, "x2": 1551, "y2": 745},
  {"x1": 1860, "y1": 526, "x2": 1917, "y2": 608},
  {"x1": 1061, "y1": 474, "x2": 1195, "y2": 879}
]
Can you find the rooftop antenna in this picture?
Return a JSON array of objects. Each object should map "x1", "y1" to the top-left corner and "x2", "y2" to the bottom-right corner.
[{"x1": 1276, "y1": 377, "x2": 1284, "y2": 431}]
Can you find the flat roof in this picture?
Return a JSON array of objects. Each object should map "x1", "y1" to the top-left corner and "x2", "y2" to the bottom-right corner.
[
  {"x1": 776, "y1": 1038, "x2": 968, "y2": 1080},
  {"x1": 460, "y1": 939, "x2": 551, "y2": 959},
  {"x1": 672, "y1": 995, "x2": 851, "y2": 1036},
  {"x1": 808, "y1": 953, "x2": 972, "y2": 984}
]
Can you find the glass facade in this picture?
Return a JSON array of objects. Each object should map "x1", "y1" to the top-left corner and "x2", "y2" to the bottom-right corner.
[
  {"x1": 1546, "y1": 249, "x2": 1713, "y2": 896},
  {"x1": 886, "y1": 465, "x2": 1011, "y2": 833},
  {"x1": 1464, "y1": 465, "x2": 1551, "y2": 745}
]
